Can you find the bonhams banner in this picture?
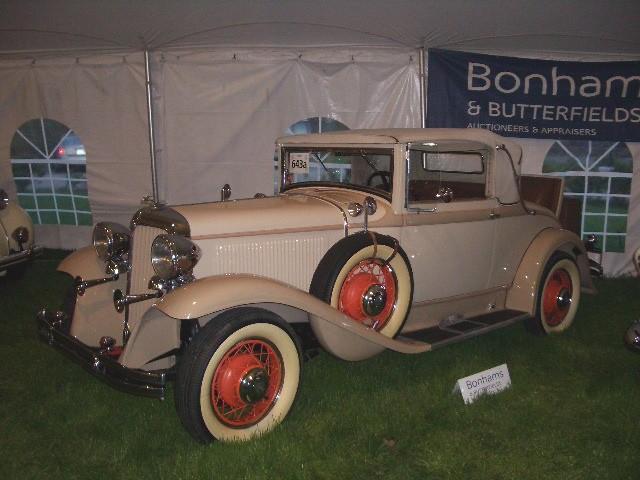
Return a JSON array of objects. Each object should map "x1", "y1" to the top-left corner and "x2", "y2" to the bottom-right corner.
[{"x1": 426, "y1": 49, "x2": 640, "y2": 142}]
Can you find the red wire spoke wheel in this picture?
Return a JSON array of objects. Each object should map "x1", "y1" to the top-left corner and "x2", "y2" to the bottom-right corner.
[
  {"x1": 174, "y1": 309, "x2": 301, "y2": 443},
  {"x1": 338, "y1": 259, "x2": 397, "y2": 331},
  {"x1": 542, "y1": 269, "x2": 573, "y2": 327},
  {"x1": 527, "y1": 253, "x2": 581, "y2": 335},
  {"x1": 210, "y1": 339, "x2": 283, "y2": 428},
  {"x1": 310, "y1": 233, "x2": 413, "y2": 341}
]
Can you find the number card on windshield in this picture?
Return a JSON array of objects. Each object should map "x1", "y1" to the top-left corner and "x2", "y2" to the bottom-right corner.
[{"x1": 289, "y1": 153, "x2": 310, "y2": 174}]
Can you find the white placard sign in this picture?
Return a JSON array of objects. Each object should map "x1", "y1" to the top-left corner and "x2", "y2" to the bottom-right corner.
[
  {"x1": 453, "y1": 363, "x2": 511, "y2": 404},
  {"x1": 289, "y1": 152, "x2": 310, "y2": 174}
]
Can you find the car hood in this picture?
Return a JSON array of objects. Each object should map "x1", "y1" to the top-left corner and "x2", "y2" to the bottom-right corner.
[{"x1": 172, "y1": 188, "x2": 391, "y2": 238}]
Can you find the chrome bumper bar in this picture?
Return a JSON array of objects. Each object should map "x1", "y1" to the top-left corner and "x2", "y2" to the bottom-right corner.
[
  {"x1": 0, "y1": 245, "x2": 43, "y2": 270},
  {"x1": 36, "y1": 309, "x2": 167, "y2": 399}
]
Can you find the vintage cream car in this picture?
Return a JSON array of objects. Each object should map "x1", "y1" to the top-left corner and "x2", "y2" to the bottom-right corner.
[
  {"x1": 38, "y1": 128, "x2": 594, "y2": 443},
  {"x1": 0, "y1": 189, "x2": 42, "y2": 277}
]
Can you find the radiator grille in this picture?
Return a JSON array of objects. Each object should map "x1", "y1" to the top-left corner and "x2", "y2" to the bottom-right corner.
[{"x1": 127, "y1": 226, "x2": 164, "y2": 332}]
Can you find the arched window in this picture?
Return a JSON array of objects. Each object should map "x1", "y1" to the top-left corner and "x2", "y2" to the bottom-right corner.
[
  {"x1": 542, "y1": 140, "x2": 632, "y2": 253},
  {"x1": 10, "y1": 118, "x2": 92, "y2": 226},
  {"x1": 285, "y1": 116, "x2": 349, "y2": 135}
]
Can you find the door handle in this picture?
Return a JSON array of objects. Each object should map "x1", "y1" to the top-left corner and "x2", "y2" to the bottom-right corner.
[{"x1": 489, "y1": 212, "x2": 500, "y2": 219}]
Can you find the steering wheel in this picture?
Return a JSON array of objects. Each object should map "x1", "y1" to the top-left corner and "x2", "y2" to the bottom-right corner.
[{"x1": 366, "y1": 171, "x2": 391, "y2": 191}]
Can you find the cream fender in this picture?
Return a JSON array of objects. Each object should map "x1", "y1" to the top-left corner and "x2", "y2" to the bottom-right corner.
[
  {"x1": 506, "y1": 227, "x2": 595, "y2": 315},
  {"x1": 146, "y1": 274, "x2": 428, "y2": 363}
]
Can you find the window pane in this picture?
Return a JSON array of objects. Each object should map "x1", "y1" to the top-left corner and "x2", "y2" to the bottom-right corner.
[
  {"x1": 17, "y1": 119, "x2": 46, "y2": 154},
  {"x1": 36, "y1": 195, "x2": 56, "y2": 209},
  {"x1": 605, "y1": 235, "x2": 625, "y2": 253},
  {"x1": 609, "y1": 197, "x2": 629, "y2": 214},
  {"x1": 53, "y1": 180, "x2": 71, "y2": 194},
  {"x1": 69, "y1": 164, "x2": 86, "y2": 179},
  {"x1": 50, "y1": 164, "x2": 68, "y2": 177},
  {"x1": 43, "y1": 118, "x2": 71, "y2": 155},
  {"x1": 71, "y1": 181, "x2": 88, "y2": 196},
  {"x1": 74, "y1": 197, "x2": 90, "y2": 211},
  {"x1": 563, "y1": 176, "x2": 585, "y2": 193},
  {"x1": 77, "y1": 213, "x2": 93, "y2": 226},
  {"x1": 11, "y1": 163, "x2": 30, "y2": 178},
  {"x1": 592, "y1": 142, "x2": 632, "y2": 173},
  {"x1": 587, "y1": 177, "x2": 608, "y2": 194},
  {"x1": 606, "y1": 216, "x2": 627, "y2": 234},
  {"x1": 585, "y1": 196, "x2": 606, "y2": 213},
  {"x1": 610, "y1": 178, "x2": 631, "y2": 195},
  {"x1": 56, "y1": 196, "x2": 74, "y2": 210},
  {"x1": 58, "y1": 212, "x2": 77, "y2": 225},
  {"x1": 542, "y1": 142, "x2": 583, "y2": 172},
  {"x1": 10, "y1": 134, "x2": 42, "y2": 159},
  {"x1": 31, "y1": 163, "x2": 49, "y2": 178},
  {"x1": 583, "y1": 214, "x2": 604, "y2": 232},
  {"x1": 17, "y1": 195, "x2": 36, "y2": 209},
  {"x1": 39, "y1": 211, "x2": 58, "y2": 224},
  {"x1": 33, "y1": 180, "x2": 52, "y2": 194},
  {"x1": 15, "y1": 179, "x2": 33, "y2": 193}
]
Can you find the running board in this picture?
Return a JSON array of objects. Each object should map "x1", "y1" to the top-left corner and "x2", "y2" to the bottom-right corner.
[{"x1": 398, "y1": 309, "x2": 531, "y2": 351}]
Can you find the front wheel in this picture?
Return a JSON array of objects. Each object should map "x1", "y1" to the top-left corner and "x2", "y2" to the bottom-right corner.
[
  {"x1": 174, "y1": 308, "x2": 301, "y2": 443},
  {"x1": 526, "y1": 253, "x2": 581, "y2": 335}
]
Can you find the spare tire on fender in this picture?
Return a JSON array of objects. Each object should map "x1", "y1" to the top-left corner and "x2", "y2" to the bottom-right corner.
[{"x1": 309, "y1": 232, "x2": 414, "y2": 338}]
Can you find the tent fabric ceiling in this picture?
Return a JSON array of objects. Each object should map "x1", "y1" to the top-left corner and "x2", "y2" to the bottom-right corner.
[{"x1": 1, "y1": 0, "x2": 639, "y2": 56}]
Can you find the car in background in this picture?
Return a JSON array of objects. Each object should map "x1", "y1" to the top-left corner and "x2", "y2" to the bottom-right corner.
[
  {"x1": 0, "y1": 189, "x2": 42, "y2": 277},
  {"x1": 38, "y1": 128, "x2": 595, "y2": 443}
]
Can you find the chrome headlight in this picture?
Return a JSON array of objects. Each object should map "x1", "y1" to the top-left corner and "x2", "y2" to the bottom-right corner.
[
  {"x1": 0, "y1": 189, "x2": 8, "y2": 210},
  {"x1": 151, "y1": 234, "x2": 200, "y2": 279},
  {"x1": 93, "y1": 222, "x2": 130, "y2": 261}
]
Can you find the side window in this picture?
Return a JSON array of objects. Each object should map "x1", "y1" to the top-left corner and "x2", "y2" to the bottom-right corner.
[
  {"x1": 10, "y1": 118, "x2": 92, "y2": 226},
  {"x1": 407, "y1": 148, "x2": 487, "y2": 206}
]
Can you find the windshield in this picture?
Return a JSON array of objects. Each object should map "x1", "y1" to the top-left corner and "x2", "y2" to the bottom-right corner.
[{"x1": 281, "y1": 147, "x2": 394, "y2": 196}]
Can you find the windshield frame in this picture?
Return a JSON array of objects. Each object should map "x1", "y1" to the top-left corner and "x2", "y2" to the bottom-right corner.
[{"x1": 279, "y1": 145, "x2": 394, "y2": 200}]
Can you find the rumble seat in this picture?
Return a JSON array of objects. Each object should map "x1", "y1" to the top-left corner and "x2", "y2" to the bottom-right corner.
[{"x1": 520, "y1": 175, "x2": 563, "y2": 216}]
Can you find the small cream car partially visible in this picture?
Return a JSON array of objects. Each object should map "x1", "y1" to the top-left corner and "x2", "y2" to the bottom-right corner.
[
  {"x1": 38, "y1": 128, "x2": 594, "y2": 443},
  {"x1": 0, "y1": 189, "x2": 42, "y2": 277}
]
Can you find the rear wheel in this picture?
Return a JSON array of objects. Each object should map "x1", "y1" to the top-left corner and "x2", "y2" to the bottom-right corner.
[
  {"x1": 526, "y1": 253, "x2": 581, "y2": 335},
  {"x1": 175, "y1": 308, "x2": 301, "y2": 443}
]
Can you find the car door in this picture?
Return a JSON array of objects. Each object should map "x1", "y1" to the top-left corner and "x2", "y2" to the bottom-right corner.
[{"x1": 400, "y1": 142, "x2": 499, "y2": 303}]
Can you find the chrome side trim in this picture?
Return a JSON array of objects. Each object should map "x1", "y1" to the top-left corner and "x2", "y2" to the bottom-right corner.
[{"x1": 130, "y1": 205, "x2": 190, "y2": 237}]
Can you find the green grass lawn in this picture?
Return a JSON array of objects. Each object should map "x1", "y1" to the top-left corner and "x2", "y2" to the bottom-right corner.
[{"x1": 1, "y1": 250, "x2": 639, "y2": 479}]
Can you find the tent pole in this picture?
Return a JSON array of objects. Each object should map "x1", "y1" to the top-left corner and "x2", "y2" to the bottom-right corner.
[
  {"x1": 144, "y1": 49, "x2": 159, "y2": 201},
  {"x1": 418, "y1": 46, "x2": 426, "y2": 128}
]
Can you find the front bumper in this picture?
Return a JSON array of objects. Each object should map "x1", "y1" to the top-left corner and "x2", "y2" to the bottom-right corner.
[
  {"x1": 0, "y1": 245, "x2": 43, "y2": 271},
  {"x1": 36, "y1": 309, "x2": 167, "y2": 399}
]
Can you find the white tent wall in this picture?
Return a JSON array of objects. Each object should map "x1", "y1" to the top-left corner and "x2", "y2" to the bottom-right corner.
[
  {"x1": 153, "y1": 48, "x2": 420, "y2": 204},
  {"x1": 0, "y1": 53, "x2": 151, "y2": 249}
]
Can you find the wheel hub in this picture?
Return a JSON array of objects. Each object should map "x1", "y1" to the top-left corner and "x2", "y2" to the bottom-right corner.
[
  {"x1": 362, "y1": 284, "x2": 387, "y2": 317},
  {"x1": 217, "y1": 354, "x2": 264, "y2": 408},
  {"x1": 556, "y1": 288, "x2": 572, "y2": 309},
  {"x1": 338, "y1": 259, "x2": 397, "y2": 330},
  {"x1": 239, "y1": 367, "x2": 269, "y2": 404}
]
